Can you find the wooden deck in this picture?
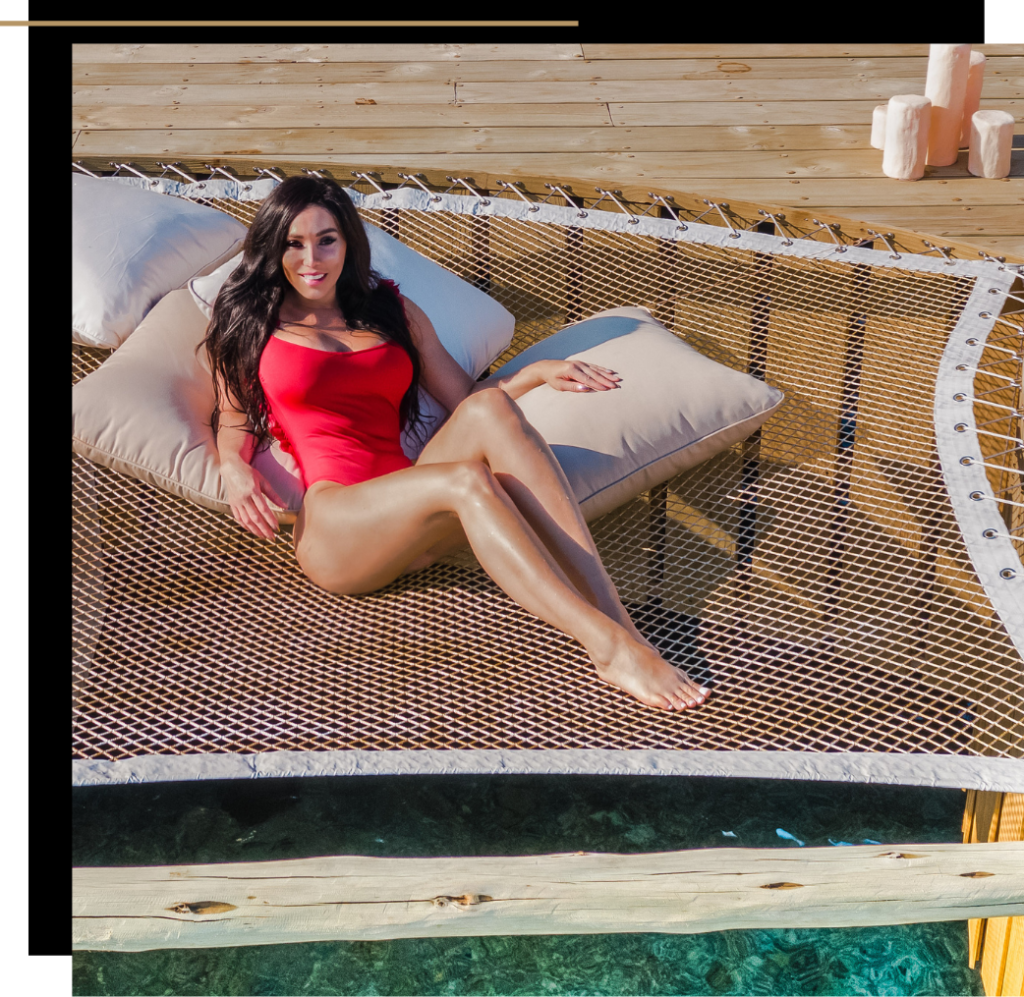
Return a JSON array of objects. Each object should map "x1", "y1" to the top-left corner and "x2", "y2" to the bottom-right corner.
[{"x1": 72, "y1": 42, "x2": 1024, "y2": 261}]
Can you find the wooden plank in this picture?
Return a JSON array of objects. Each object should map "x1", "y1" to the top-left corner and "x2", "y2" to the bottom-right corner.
[
  {"x1": 965, "y1": 791, "x2": 986, "y2": 970},
  {"x1": 966, "y1": 236, "x2": 1024, "y2": 259},
  {"x1": 971, "y1": 909, "x2": 988, "y2": 968},
  {"x1": 625, "y1": 151, "x2": 1024, "y2": 180},
  {"x1": 976, "y1": 792, "x2": 1005, "y2": 844},
  {"x1": 1002, "y1": 916, "x2": 1024, "y2": 997},
  {"x1": 72, "y1": 83, "x2": 456, "y2": 106},
  {"x1": 71, "y1": 86, "x2": 1022, "y2": 115},
  {"x1": 72, "y1": 61, "x2": 468, "y2": 86},
  {"x1": 579, "y1": 44, "x2": 1024, "y2": 59},
  {"x1": 72, "y1": 107, "x2": 614, "y2": 133},
  {"x1": 69, "y1": 56, "x2": 1024, "y2": 86},
  {"x1": 71, "y1": 130, "x2": 79, "y2": 150},
  {"x1": 824, "y1": 206, "x2": 1024, "y2": 237},
  {"x1": 970, "y1": 791, "x2": 1008, "y2": 985},
  {"x1": 974, "y1": 790, "x2": 1024, "y2": 994},
  {"x1": 997, "y1": 794, "x2": 1024, "y2": 842},
  {"x1": 71, "y1": 43, "x2": 586, "y2": 64},
  {"x1": 640, "y1": 177, "x2": 1024, "y2": 207},
  {"x1": 72, "y1": 842, "x2": 1024, "y2": 952},
  {"x1": 454, "y1": 78, "x2": 1024, "y2": 103},
  {"x1": 965, "y1": 790, "x2": 978, "y2": 840},
  {"x1": 68, "y1": 138, "x2": 1024, "y2": 180},
  {"x1": 609, "y1": 99, "x2": 1023, "y2": 127},
  {"x1": 982, "y1": 916, "x2": 1013, "y2": 996},
  {"x1": 72, "y1": 101, "x2": 611, "y2": 129},
  {"x1": 73, "y1": 118, "x2": 876, "y2": 155}
]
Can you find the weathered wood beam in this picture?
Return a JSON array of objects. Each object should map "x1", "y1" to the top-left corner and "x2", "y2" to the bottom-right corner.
[{"x1": 73, "y1": 842, "x2": 1024, "y2": 952}]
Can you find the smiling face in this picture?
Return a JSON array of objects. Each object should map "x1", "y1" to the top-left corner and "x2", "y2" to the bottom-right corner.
[{"x1": 280, "y1": 204, "x2": 347, "y2": 308}]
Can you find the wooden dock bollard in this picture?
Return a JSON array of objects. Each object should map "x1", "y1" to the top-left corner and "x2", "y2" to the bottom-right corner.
[
  {"x1": 925, "y1": 43, "x2": 973, "y2": 166},
  {"x1": 959, "y1": 50, "x2": 987, "y2": 149},
  {"x1": 882, "y1": 94, "x2": 931, "y2": 180},
  {"x1": 968, "y1": 110, "x2": 1015, "y2": 179},
  {"x1": 871, "y1": 105, "x2": 888, "y2": 150}
]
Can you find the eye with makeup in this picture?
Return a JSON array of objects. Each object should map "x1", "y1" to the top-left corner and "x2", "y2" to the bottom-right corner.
[{"x1": 286, "y1": 237, "x2": 337, "y2": 248}]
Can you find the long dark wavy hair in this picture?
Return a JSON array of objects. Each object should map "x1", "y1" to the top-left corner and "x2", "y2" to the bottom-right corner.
[{"x1": 199, "y1": 175, "x2": 428, "y2": 452}]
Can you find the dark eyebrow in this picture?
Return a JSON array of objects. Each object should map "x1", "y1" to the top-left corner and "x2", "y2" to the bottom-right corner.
[{"x1": 287, "y1": 228, "x2": 339, "y2": 238}]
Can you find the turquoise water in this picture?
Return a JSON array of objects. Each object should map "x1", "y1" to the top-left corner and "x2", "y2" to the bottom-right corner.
[{"x1": 72, "y1": 775, "x2": 985, "y2": 996}]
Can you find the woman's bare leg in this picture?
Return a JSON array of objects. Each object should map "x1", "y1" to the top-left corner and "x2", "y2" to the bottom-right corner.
[
  {"x1": 295, "y1": 461, "x2": 703, "y2": 711},
  {"x1": 415, "y1": 390, "x2": 631, "y2": 621},
  {"x1": 414, "y1": 389, "x2": 708, "y2": 708}
]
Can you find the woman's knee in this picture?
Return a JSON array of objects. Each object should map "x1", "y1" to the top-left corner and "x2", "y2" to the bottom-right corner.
[
  {"x1": 455, "y1": 387, "x2": 522, "y2": 429},
  {"x1": 446, "y1": 459, "x2": 500, "y2": 506}
]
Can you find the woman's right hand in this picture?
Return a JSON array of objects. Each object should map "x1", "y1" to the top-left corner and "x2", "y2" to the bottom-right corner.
[{"x1": 220, "y1": 459, "x2": 280, "y2": 539}]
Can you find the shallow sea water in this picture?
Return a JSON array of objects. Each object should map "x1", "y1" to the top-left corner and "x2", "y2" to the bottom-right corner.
[{"x1": 72, "y1": 775, "x2": 985, "y2": 996}]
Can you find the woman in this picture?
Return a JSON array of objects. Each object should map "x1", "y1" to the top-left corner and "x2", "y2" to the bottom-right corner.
[{"x1": 201, "y1": 176, "x2": 709, "y2": 713}]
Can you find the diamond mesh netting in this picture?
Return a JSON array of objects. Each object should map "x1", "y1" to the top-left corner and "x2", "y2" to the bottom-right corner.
[{"x1": 72, "y1": 185, "x2": 1024, "y2": 768}]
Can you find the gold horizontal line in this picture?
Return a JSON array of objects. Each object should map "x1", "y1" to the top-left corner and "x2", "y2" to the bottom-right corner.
[{"x1": 5, "y1": 20, "x2": 580, "y2": 26}]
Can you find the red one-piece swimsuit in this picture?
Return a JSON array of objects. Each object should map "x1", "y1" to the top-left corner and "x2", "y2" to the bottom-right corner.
[{"x1": 258, "y1": 299, "x2": 415, "y2": 488}]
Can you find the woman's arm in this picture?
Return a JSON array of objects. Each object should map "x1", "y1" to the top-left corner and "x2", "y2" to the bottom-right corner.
[
  {"x1": 216, "y1": 398, "x2": 258, "y2": 469},
  {"x1": 402, "y1": 296, "x2": 621, "y2": 412},
  {"x1": 401, "y1": 296, "x2": 475, "y2": 413},
  {"x1": 215, "y1": 376, "x2": 280, "y2": 538}
]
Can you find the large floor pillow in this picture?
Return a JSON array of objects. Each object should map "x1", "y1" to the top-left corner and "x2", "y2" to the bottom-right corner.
[
  {"x1": 72, "y1": 175, "x2": 247, "y2": 349},
  {"x1": 73, "y1": 290, "x2": 304, "y2": 522},
  {"x1": 492, "y1": 307, "x2": 785, "y2": 522}
]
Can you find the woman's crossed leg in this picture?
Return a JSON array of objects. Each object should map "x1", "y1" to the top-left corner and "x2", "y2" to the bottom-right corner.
[{"x1": 293, "y1": 389, "x2": 709, "y2": 712}]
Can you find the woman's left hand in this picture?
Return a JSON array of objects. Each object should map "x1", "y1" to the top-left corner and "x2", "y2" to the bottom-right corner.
[{"x1": 535, "y1": 359, "x2": 621, "y2": 393}]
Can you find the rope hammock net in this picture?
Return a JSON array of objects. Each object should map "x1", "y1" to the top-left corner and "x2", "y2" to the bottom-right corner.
[{"x1": 71, "y1": 165, "x2": 1024, "y2": 790}]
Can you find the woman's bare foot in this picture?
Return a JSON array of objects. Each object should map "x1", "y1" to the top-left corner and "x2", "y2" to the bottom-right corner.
[{"x1": 592, "y1": 630, "x2": 709, "y2": 711}]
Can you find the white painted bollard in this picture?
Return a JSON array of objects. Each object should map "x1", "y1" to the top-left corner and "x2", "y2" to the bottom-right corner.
[
  {"x1": 968, "y1": 109, "x2": 1015, "y2": 178},
  {"x1": 882, "y1": 94, "x2": 932, "y2": 180},
  {"x1": 959, "y1": 50, "x2": 987, "y2": 148},
  {"x1": 871, "y1": 105, "x2": 888, "y2": 150},
  {"x1": 925, "y1": 43, "x2": 973, "y2": 166}
]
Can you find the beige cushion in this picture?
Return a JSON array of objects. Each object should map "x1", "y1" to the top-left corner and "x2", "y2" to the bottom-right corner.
[
  {"x1": 493, "y1": 307, "x2": 785, "y2": 521},
  {"x1": 72, "y1": 290, "x2": 304, "y2": 523},
  {"x1": 72, "y1": 175, "x2": 248, "y2": 349}
]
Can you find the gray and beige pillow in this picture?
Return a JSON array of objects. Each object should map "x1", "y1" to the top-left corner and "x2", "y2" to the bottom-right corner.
[{"x1": 492, "y1": 307, "x2": 785, "y2": 521}]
